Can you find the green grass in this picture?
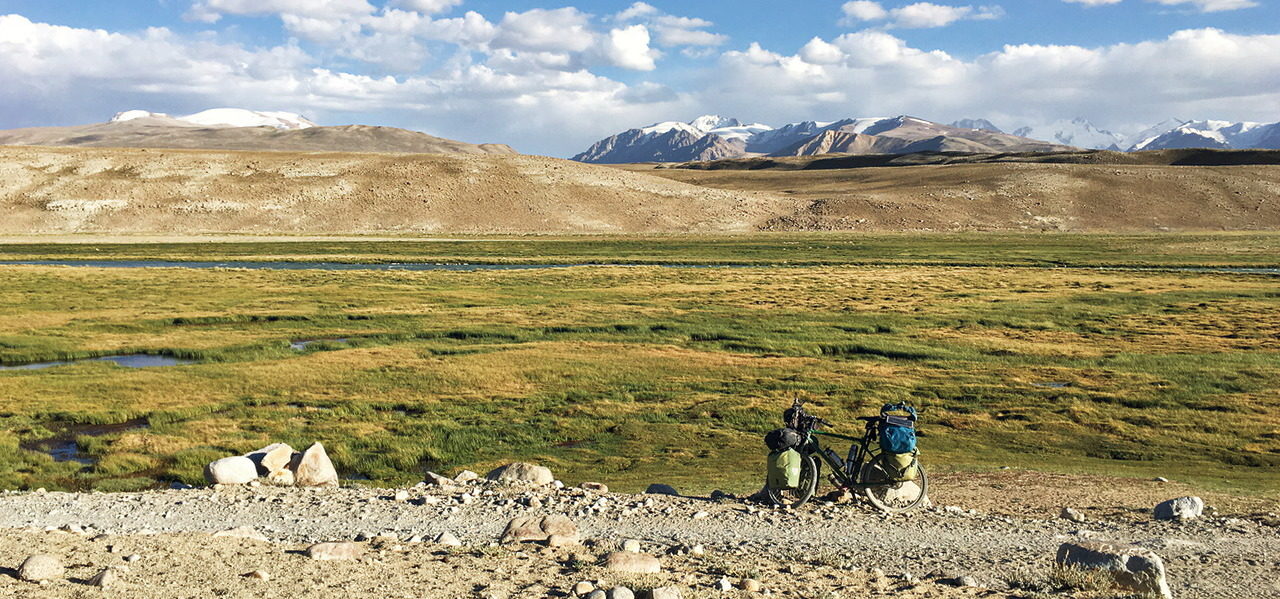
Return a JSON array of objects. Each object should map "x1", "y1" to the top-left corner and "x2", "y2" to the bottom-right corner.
[
  {"x1": 0, "y1": 234, "x2": 1277, "y2": 496},
  {"x1": 1, "y1": 232, "x2": 1278, "y2": 267}
]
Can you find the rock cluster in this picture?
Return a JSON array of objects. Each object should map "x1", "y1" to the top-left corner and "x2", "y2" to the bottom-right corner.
[{"x1": 204, "y1": 442, "x2": 338, "y2": 487}]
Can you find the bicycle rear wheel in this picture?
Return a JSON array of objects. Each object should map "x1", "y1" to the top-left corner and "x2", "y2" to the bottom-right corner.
[
  {"x1": 859, "y1": 454, "x2": 928, "y2": 513},
  {"x1": 765, "y1": 454, "x2": 818, "y2": 508}
]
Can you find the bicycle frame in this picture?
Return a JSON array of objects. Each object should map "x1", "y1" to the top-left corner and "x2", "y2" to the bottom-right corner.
[{"x1": 804, "y1": 424, "x2": 883, "y2": 490}]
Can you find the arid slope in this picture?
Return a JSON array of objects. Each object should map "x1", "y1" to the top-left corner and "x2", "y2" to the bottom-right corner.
[
  {"x1": 0, "y1": 146, "x2": 793, "y2": 234},
  {"x1": 623, "y1": 161, "x2": 1280, "y2": 231}
]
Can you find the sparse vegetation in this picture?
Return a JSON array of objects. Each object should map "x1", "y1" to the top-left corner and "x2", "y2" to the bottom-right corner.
[{"x1": 0, "y1": 236, "x2": 1277, "y2": 494}]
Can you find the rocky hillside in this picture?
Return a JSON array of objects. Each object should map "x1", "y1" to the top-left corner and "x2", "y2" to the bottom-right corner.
[
  {"x1": 0, "y1": 114, "x2": 516, "y2": 155},
  {"x1": 0, "y1": 146, "x2": 793, "y2": 235},
  {"x1": 0, "y1": 464, "x2": 1275, "y2": 599}
]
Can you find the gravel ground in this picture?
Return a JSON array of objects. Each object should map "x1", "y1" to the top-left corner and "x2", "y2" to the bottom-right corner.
[{"x1": 1, "y1": 474, "x2": 1277, "y2": 599}]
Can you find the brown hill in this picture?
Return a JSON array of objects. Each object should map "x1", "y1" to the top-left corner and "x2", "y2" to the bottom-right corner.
[
  {"x1": 0, "y1": 146, "x2": 793, "y2": 234},
  {"x1": 620, "y1": 159, "x2": 1280, "y2": 232},
  {"x1": 0, "y1": 117, "x2": 516, "y2": 155}
]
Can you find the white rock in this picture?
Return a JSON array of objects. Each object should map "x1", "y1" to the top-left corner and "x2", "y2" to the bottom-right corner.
[
  {"x1": 1056, "y1": 541, "x2": 1171, "y2": 599},
  {"x1": 454, "y1": 470, "x2": 479, "y2": 482},
  {"x1": 1060, "y1": 507, "x2": 1087, "y2": 523},
  {"x1": 394, "y1": 490, "x2": 411, "y2": 502},
  {"x1": 649, "y1": 586, "x2": 683, "y2": 599},
  {"x1": 306, "y1": 542, "x2": 364, "y2": 561},
  {"x1": 18, "y1": 554, "x2": 64, "y2": 582},
  {"x1": 608, "y1": 586, "x2": 635, "y2": 599},
  {"x1": 715, "y1": 577, "x2": 733, "y2": 591},
  {"x1": 692, "y1": 511, "x2": 709, "y2": 520},
  {"x1": 88, "y1": 568, "x2": 120, "y2": 588},
  {"x1": 290, "y1": 443, "x2": 339, "y2": 487},
  {"x1": 203, "y1": 456, "x2": 258, "y2": 485},
  {"x1": 435, "y1": 531, "x2": 462, "y2": 547},
  {"x1": 485, "y1": 462, "x2": 555, "y2": 486},
  {"x1": 1154, "y1": 496, "x2": 1204, "y2": 521},
  {"x1": 622, "y1": 539, "x2": 642, "y2": 553},
  {"x1": 573, "y1": 581, "x2": 595, "y2": 596},
  {"x1": 603, "y1": 551, "x2": 660, "y2": 574}
]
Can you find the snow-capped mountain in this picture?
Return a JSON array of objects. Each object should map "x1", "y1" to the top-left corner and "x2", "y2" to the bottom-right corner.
[
  {"x1": 1131, "y1": 119, "x2": 1280, "y2": 151},
  {"x1": 950, "y1": 119, "x2": 1003, "y2": 133},
  {"x1": 111, "y1": 108, "x2": 317, "y2": 130},
  {"x1": 1013, "y1": 118, "x2": 1125, "y2": 151},
  {"x1": 574, "y1": 115, "x2": 1070, "y2": 163}
]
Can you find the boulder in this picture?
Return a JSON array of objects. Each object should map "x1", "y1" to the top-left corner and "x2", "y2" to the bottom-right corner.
[
  {"x1": 204, "y1": 456, "x2": 258, "y2": 485},
  {"x1": 603, "y1": 551, "x2": 661, "y2": 574},
  {"x1": 580, "y1": 482, "x2": 609, "y2": 493},
  {"x1": 245, "y1": 443, "x2": 296, "y2": 476},
  {"x1": 454, "y1": 470, "x2": 479, "y2": 482},
  {"x1": 486, "y1": 462, "x2": 555, "y2": 486},
  {"x1": 500, "y1": 515, "x2": 578, "y2": 544},
  {"x1": 424, "y1": 471, "x2": 455, "y2": 486},
  {"x1": 645, "y1": 484, "x2": 679, "y2": 496},
  {"x1": 1154, "y1": 496, "x2": 1204, "y2": 521},
  {"x1": 305, "y1": 542, "x2": 364, "y2": 561},
  {"x1": 608, "y1": 586, "x2": 635, "y2": 599},
  {"x1": 88, "y1": 568, "x2": 120, "y2": 588},
  {"x1": 573, "y1": 581, "x2": 595, "y2": 596},
  {"x1": 1056, "y1": 541, "x2": 1172, "y2": 599},
  {"x1": 647, "y1": 587, "x2": 683, "y2": 599},
  {"x1": 290, "y1": 443, "x2": 339, "y2": 487},
  {"x1": 18, "y1": 554, "x2": 64, "y2": 582},
  {"x1": 1060, "y1": 507, "x2": 1087, "y2": 523}
]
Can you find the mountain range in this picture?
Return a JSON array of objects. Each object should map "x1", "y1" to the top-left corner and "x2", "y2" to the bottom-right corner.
[
  {"x1": 573, "y1": 115, "x2": 1072, "y2": 163},
  {"x1": 0, "y1": 108, "x2": 516, "y2": 155},
  {"x1": 575, "y1": 115, "x2": 1280, "y2": 163}
]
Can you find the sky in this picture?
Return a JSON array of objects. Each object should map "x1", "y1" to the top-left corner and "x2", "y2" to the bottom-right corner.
[{"x1": 1, "y1": 0, "x2": 1278, "y2": 156}]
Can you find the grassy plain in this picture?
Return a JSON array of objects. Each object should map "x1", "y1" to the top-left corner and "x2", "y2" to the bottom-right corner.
[{"x1": 0, "y1": 235, "x2": 1277, "y2": 495}]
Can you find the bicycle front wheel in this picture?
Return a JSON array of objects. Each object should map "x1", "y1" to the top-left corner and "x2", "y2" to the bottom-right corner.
[
  {"x1": 765, "y1": 454, "x2": 818, "y2": 508},
  {"x1": 859, "y1": 454, "x2": 928, "y2": 513}
]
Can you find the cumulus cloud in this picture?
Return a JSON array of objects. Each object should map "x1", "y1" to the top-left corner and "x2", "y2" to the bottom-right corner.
[
  {"x1": 186, "y1": 0, "x2": 374, "y2": 23},
  {"x1": 389, "y1": 0, "x2": 464, "y2": 14},
  {"x1": 841, "y1": 1, "x2": 1003, "y2": 28},
  {"x1": 708, "y1": 26, "x2": 1280, "y2": 137},
  {"x1": 614, "y1": 2, "x2": 728, "y2": 48},
  {"x1": 602, "y1": 25, "x2": 659, "y2": 71}
]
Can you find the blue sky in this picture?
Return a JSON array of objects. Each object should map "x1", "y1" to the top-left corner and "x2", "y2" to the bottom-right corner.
[{"x1": 1, "y1": 0, "x2": 1278, "y2": 155}]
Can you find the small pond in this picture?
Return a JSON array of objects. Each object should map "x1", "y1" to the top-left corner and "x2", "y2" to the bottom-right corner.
[{"x1": 20, "y1": 420, "x2": 148, "y2": 464}]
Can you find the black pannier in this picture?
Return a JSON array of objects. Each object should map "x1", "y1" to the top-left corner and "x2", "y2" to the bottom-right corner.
[{"x1": 764, "y1": 427, "x2": 802, "y2": 451}]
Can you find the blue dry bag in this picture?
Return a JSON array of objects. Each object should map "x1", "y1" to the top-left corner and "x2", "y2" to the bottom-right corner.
[{"x1": 878, "y1": 404, "x2": 917, "y2": 455}]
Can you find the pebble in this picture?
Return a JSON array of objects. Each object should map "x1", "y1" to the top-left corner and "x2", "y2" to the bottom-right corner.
[
  {"x1": 608, "y1": 586, "x2": 635, "y2": 599},
  {"x1": 245, "y1": 570, "x2": 270, "y2": 581},
  {"x1": 88, "y1": 568, "x2": 121, "y2": 588},
  {"x1": 573, "y1": 581, "x2": 595, "y2": 596}
]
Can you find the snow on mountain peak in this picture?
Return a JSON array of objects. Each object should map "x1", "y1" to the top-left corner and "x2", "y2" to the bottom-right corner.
[
  {"x1": 179, "y1": 109, "x2": 316, "y2": 130},
  {"x1": 110, "y1": 108, "x2": 316, "y2": 130},
  {"x1": 689, "y1": 115, "x2": 742, "y2": 131}
]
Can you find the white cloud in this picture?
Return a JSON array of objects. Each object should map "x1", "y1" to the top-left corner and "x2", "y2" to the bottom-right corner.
[
  {"x1": 615, "y1": 4, "x2": 727, "y2": 48},
  {"x1": 1064, "y1": 0, "x2": 1258, "y2": 10},
  {"x1": 841, "y1": 1, "x2": 890, "y2": 22},
  {"x1": 491, "y1": 8, "x2": 594, "y2": 53},
  {"x1": 706, "y1": 27, "x2": 1280, "y2": 139},
  {"x1": 186, "y1": 0, "x2": 374, "y2": 23},
  {"x1": 602, "y1": 25, "x2": 658, "y2": 71},
  {"x1": 1150, "y1": 0, "x2": 1258, "y2": 12},
  {"x1": 842, "y1": 2, "x2": 1004, "y2": 29},
  {"x1": 389, "y1": 0, "x2": 464, "y2": 15}
]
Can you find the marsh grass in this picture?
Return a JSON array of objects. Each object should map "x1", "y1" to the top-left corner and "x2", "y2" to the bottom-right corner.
[{"x1": 0, "y1": 237, "x2": 1277, "y2": 493}]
